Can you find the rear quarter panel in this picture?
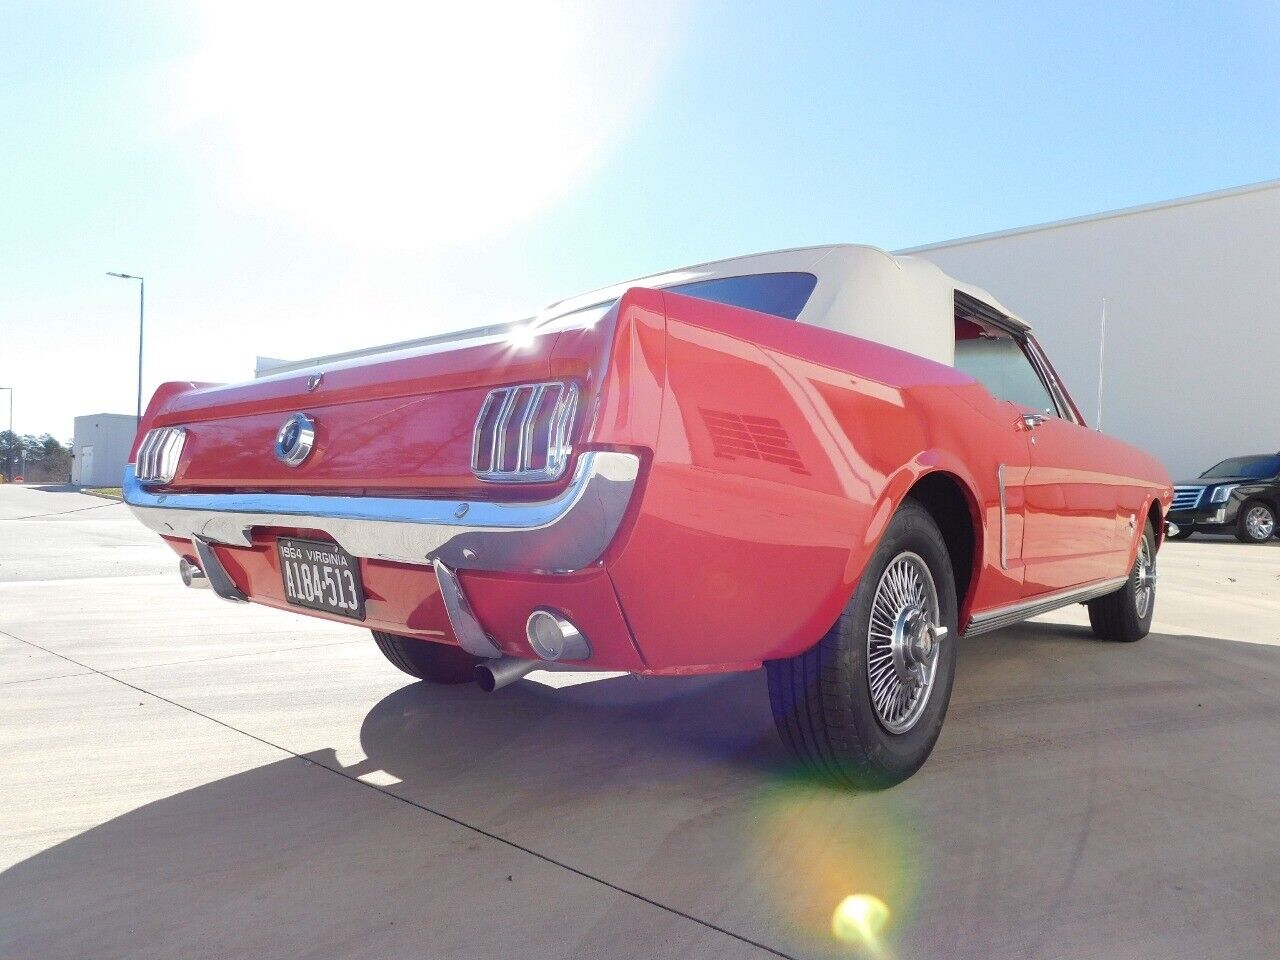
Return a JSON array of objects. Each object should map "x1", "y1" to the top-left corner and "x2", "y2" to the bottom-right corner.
[{"x1": 603, "y1": 292, "x2": 1025, "y2": 669}]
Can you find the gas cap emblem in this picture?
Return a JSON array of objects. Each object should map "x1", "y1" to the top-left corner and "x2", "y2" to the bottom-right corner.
[{"x1": 274, "y1": 413, "x2": 316, "y2": 467}]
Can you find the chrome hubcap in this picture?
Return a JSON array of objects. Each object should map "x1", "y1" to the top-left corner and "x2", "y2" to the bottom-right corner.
[
  {"x1": 867, "y1": 552, "x2": 946, "y2": 734},
  {"x1": 1134, "y1": 536, "x2": 1155, "y2": 618},
  {"x1": 1245, "y1": 506, "x2": 1275, "y2": 540}
]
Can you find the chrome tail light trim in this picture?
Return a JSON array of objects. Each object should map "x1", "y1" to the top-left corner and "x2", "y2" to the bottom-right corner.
[
  {"x1": 471, "y1": 381, "x2": 579, "y2": 482},
  {"x1": 134, "y1": 426, "x2": 187, "y2": 485}
]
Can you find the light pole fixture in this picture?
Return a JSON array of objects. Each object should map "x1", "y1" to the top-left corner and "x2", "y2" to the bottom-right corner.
[{"x1": 106, "y1": 272, "x2": 145, "y2": 421}]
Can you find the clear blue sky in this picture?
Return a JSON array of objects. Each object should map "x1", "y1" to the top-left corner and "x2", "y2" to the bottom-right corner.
[{"x1": 3, "y1": 0, "x2": 1279, "y2": 439}]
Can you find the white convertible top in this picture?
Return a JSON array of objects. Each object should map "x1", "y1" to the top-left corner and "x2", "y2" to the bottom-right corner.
[
  {"x1": 258, "y1": 244, "x2": 1026, "y2": 377},
  {"x1": 540, "y1": 243, "x2": 1027, "y2": 367}
]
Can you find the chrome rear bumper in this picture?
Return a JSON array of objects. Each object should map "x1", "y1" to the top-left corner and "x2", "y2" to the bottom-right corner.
[{"x1": 123, "y1": 450, "x2": 641, "y2": 574}]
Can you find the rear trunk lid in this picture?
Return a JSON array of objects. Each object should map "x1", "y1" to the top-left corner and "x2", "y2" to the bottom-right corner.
[{"x1": 141, "y1": 322, "x2": 600, "y2": 497}]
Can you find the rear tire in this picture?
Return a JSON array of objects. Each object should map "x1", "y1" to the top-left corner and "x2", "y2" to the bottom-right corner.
[
  {"x1": 1087, "y1": 520, "x2": 1156, "y2": 642},
  {"x1": 1235, "y1": 501, "x2": 1276, "y2": 544},
  {"x1": 765, "y1": 501, "x2": 958, "y2": 789},
  {"x1": 371, "y1": 631, "x2": 482, "y2": 684}
]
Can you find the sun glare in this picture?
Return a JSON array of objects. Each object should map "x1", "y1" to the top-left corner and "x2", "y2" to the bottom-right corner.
[
  {"x1": 831, "y1": 893, "x2": 891, "y2": 950},
  {"x1": 172, "y1": 1, "x2": 680, "y2": 248}
]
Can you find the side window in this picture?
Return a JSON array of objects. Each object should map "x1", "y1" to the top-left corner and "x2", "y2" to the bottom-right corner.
[{"x1": 954, "y1": 315, "x2": 1057, "y2": 415}]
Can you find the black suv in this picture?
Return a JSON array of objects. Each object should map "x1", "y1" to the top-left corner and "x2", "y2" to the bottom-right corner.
[{"x1": 1168, "y1": 453, "x2": 1280, "y2": 543}]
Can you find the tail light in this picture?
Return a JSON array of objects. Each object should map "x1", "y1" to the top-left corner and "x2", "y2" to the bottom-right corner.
[
  {"x1": 135, "y1": 426, "x2": 187, "y2": 484},
  {"x1": 472, "y1": 381, "x2": 579, "y2": 482}
]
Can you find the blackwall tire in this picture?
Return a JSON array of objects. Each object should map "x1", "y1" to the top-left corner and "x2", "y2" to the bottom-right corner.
[
  {"x1": 1087, "y1": 520, "x2": 1156, "y2": 642},
  {"x1": 765, "y1": 500, "x2": 958, "y2": 789},
  {"x1": 371, "y1": 631, "x2": 482, "y2": 684},
  {"x1": 1235, "y1": 501, "x2": 1276, "y2": 544}
]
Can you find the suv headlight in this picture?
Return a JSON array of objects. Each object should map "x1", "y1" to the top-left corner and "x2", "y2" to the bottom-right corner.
[{"x1": 1209, "y1": 484, "x2": 1238, "y2": 504}]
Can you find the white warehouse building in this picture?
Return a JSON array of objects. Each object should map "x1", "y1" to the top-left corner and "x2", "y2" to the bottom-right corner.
[
  {"x1": 899, "y1": 179, "x2": 1280, "y2": 480},
  {"x1": 72, "y1": 413, "x2": 138, "y2": 487}
]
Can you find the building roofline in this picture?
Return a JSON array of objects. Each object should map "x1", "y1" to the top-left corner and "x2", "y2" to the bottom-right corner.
[{"x1": 896, "y1": 177, "x2": 1280, "y2": 254}]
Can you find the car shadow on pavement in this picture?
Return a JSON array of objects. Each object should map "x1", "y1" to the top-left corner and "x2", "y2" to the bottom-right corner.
[{"x1": 4, "y1": 629, "x2": 1280, "y2": 960}]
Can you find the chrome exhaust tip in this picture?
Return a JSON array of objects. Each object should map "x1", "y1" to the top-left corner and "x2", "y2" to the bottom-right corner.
[
  {"x1": 525, "y1": 608, "x2": 591, "y2": 662},
  {"x1": 179, "y1": 557, "x2": 209, "y2": 589},
  {"x1": 475, "y1": 656, "x2": 537, "y2": 693}
]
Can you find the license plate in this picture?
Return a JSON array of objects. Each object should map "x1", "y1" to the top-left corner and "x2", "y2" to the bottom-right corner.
[{"x1": 277, "y1": 537, "x2": 366, "y2": 620}]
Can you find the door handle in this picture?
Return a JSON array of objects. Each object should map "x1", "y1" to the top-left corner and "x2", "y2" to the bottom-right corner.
[{"x1": 1020, "y1": 413, "x2": 1048, "y2": 430}]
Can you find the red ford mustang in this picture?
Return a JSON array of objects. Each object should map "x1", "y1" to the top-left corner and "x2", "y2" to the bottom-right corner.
[{"x1": 125, "y1": 244, "x2": 1172, "y2": 786}]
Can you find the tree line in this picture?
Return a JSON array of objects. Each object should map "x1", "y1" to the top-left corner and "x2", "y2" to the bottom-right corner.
[{"x1": 0, "y1": 431, "x2": 73, "y2": 483}]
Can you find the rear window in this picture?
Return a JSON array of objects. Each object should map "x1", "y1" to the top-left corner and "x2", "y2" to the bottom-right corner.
[
  {"x1": 536, "y1": 271, "x2": 818, "y2": 333},
  {"x1": 665, "y1": 272, "x2": 817, "y2": 321}
]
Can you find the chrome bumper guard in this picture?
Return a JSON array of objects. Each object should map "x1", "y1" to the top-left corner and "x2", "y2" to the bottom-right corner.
[{"x1": 124, "y1": 451, "x2": 642, "y2": 575}]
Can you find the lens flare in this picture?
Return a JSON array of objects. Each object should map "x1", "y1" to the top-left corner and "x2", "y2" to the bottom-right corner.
[
  {"x1": 832, "y1": 893, "x2": 890, "y2": 948},
  {"x1": 744, "y1": 775, "x2": 925, "y2": 953},
  {"x1": 506, "y1": 325, "x2": 537, "y2": 350}
]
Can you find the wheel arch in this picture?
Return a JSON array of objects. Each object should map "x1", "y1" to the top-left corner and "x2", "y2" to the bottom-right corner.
[
  {"x1": 898, "y1": 467, "x2": 985, "y2": 627},
  {"x1": 1145, "y1": 497, "x2": 1165, "y2": 549}
]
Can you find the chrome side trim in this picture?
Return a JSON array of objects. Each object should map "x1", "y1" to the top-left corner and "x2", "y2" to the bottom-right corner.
[
  {"x1": 191, "y1": 536, "x2": 248, "y2": 603},
  {"x1": 432, "y1": 559, "x2": 502, "y2": 657},
  {"x1": 123, "y1": 450, "x2": 641, "y2": 574},
  {"x1": 964, "y1": 576, "x2": 1128, "y2": 637},
  {"x1": 997, "y1": 464, "x2": 1008, "y2": 570}
]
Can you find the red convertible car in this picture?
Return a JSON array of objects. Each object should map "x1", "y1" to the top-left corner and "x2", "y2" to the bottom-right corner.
[{"x1": 125, "y1": 245, "x2": 1172, "y2": 786}]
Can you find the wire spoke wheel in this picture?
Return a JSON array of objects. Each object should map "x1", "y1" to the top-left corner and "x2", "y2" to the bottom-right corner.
[
  {"x1": 866, "y1": 551, "x2": 944, "y2": 734},
  {"x1": 1133, "y1": 535, "x2": 1156, "y2": 618}
]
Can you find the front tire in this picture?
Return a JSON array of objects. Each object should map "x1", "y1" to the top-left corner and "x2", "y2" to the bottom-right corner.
[
  {"x1": 371, "y1": 631, "x2": 482, "y2": 684},
  {"x1": 765, "y1": 501, "x2": 958, "y2": 789},
  {"x1": 1087, "y1": 520, "x2": 1156, "y2": 642},
  {"x1": 1236, "y1": 501, "x2": 1276, "y2": 544}
]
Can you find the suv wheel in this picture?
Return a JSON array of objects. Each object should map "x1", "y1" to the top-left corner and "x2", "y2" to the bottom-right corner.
[
  {"x1": 1236, "y1": 502, "x2": 1276, "y2": 543},
  {"x1": 372, "y1": 631, "x2": 482, "y2": 684},
  {"x1": 765, "y1": 500, "x2": 958, "y2": 789}
]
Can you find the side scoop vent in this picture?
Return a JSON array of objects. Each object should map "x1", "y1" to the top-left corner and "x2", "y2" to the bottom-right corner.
[{"x1": 700, "y1": 408, "x2": 809, "y2": 475}]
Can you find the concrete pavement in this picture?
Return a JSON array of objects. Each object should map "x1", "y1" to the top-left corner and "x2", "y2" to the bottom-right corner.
[{"x1": 1, "y1": 483, "x2": 1278, "y2": 959}]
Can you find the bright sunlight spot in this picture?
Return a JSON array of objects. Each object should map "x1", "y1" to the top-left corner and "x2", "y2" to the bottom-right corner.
[
  {"x1": 831, "y1": 893, "x2": 891, "y2": 949},
  {"x1": 173, "y1": 1, "x2": 681, "y2": 248}
]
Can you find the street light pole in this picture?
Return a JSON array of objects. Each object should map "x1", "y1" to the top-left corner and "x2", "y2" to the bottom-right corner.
[
  {"x1": 106, "y1": 272, "x2": 145, "y2": 421},
  {"x1": 0, "y1": 386, "x2": 12, "y2": 481}
]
